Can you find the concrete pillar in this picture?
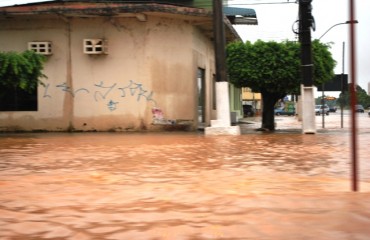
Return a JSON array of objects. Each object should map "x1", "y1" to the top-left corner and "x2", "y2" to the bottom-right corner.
[
  {"x1": 205, "y1": 82, "x2": 241, "y2": 135},
  {"x1": 301, "y1": 84, "x2": 316, "y2": 134},
  {"x1": 215, "y1": 81, "x2": 231, "y2": 126}
]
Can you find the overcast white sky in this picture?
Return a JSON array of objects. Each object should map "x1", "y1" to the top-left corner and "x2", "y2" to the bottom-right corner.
[{"x1": 1, "y1": 0, "x2": 369, "y2": 94}]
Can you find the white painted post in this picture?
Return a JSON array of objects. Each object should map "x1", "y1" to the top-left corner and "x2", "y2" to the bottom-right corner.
[
  {"x1": 216, "y1": 81, "x2": 231, "y2": 126},
  {"x1": 301, "y1": 84, "x2": 316, "y2": 134},
  {"x1": 205, "y1": 82, "x2": 241, "y2": 135}
]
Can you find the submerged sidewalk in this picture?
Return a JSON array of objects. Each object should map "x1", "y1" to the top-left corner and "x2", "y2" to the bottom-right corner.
[{"x1": 239, "y1": 110, "x2": 370, "y2": 134}]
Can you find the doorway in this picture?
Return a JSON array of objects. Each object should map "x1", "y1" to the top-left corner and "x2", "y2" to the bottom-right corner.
[{"x1": 197, "y1": 68, "x2": 205, "y2": 126}]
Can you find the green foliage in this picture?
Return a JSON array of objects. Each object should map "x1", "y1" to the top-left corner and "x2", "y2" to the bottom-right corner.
[
  {"x1": 337, "y1": 91, "x2": 348, "y2": 107},
  {"x1": 312, "y1": 40, "x2": 336, "y2": 86},
  {"x1": 357, "y1": 87, "x2": 370, "y2": 108},
  {"x1": 0, "y1": 50, "x2": 46, "y2": 93},
  {"x1": 226, "y1": 40, "x2": 336, "y2": 131},
  {"x1": 227, "y1": 40, "x2": 300, "y2": 95},
  {"x1": 338, "y1": 85, "x2": 370, "y2": 108},
  {"x1": 226, "y1": 40, "x2": 336, "y2": 95}
]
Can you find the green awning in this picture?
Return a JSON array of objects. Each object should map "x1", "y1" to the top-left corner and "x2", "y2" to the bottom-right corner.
[
  {"x1": 224, "y1": 6, "x2": 257, "y2": 25},
  {"x1": 223, "y1": 6, "x2": 256, "y2": 18}
]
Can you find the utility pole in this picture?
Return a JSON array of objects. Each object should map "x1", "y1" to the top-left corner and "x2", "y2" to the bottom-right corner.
[
  {"x1": 299, "y1": 0, "x2": 313, "y2": 86},
  {"x1": 299, "y1": 0, "x2": 316, "y2": 134},
  {"x1": 349, "y1": 0, "x2": 358, "y2": 191},
  {"x1": 205, "y1": 0, "x2": 240, "y2": 135},
  {"x1": 213, "y1": 0, "x2": 227, "y2": 83}
]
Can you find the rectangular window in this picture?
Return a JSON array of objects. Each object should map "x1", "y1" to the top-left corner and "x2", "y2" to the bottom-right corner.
[{"x1": 0, "y1": 86, "x2": 37, "y2": 111}]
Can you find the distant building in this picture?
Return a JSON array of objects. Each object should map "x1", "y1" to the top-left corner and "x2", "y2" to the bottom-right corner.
[{"x1": 241, "y1": 88, "x2": 262, "y2": 115}]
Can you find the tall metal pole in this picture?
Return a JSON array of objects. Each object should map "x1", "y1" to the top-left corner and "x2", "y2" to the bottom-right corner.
[
  {"x1": 318, "y1": 19, "x2": 358, "y2": 128},
  {"x1": 341, "y1": 41, "x2": 345, "y2": 128},
  {"x1": 321, "y1": 84, "x2": 325, "y2": 128},
  {"x1": 318, "y1": 21, "x2": 357, "y2": 130},
  {"x1": 349, "y1": 0, "x2": 358, "y2": 192},
  {"x1": 318, "y1": 22, "x2": 356, "y2": 130}
]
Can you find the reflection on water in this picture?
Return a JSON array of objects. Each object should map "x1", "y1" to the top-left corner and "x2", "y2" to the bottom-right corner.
[{"x1": 1, "y1": 132, "x2": 370, "y2": 239}]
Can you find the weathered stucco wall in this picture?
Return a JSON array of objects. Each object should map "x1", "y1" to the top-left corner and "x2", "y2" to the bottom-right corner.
[{"x1": 0, "y1": 14, "x2": 216, "y2": 132}]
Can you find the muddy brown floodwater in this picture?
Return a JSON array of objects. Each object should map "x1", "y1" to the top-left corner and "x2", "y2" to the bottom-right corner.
[{"x1": 1, "y1": 113, "x2": 370, "y2": 239}]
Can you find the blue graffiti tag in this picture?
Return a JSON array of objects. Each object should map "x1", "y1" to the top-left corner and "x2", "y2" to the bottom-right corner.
[
  {"x1": 43, "y1": 83, "x2": 52, "y2": 98},
  {"x1": 118, "y1": 80, "x2": 157, "y2": 106},
  {"x1": 94, "y1": 81, "x2": 117, "y2": 101},
  {"x1": 46, "y1": 80, "x2": 157, "y2": 111},
  {"x1": 56, "y1": 82, "x2": 89, "y2": 97},
  {"x1": 107, "y1": 100, "x2": 119, "y2": 111}
]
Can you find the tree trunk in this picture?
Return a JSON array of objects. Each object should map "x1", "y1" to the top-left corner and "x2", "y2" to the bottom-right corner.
[{"x1": 260, "y1": 90, "x2": 285, "y2": 131}]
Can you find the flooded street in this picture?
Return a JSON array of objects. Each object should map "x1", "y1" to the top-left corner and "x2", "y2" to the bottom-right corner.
[{"x1": 1, "y1": 113, "x2": 370, "y2": 239}]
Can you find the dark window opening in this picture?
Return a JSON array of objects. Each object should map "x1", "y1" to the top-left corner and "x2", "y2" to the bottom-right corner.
[{"x1": 0, "y1": 86, "x2": 38, "y2": 111}]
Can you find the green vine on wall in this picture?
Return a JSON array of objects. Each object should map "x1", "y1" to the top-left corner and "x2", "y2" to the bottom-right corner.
[{"x1": 0, "y1": 50, "x2": 47, "y2": 93}]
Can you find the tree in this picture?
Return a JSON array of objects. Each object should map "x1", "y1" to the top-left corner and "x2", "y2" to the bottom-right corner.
[
  {"x1": 226, "y1": 40, "x2": 335, "y2": 131},
  {"x1": 357, "y1": 86, "x2": 370, "y2": 108},
  {"x1": 0, "y1": 50, "x2": 46, "y2": 92},
  {"x1": 338, "y1": 84, "x2": 370, "y2": 108}
]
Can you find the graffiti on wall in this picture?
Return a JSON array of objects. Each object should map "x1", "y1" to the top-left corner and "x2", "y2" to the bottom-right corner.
[
  {"x1": 56, "y1": 82, "x2": 90, "y2": 97},
  {"x1": 94, "y1": 81, "x2": 116, "y2": 101},
  {"x1": 107, "y1": 99, "x2": 119, "y2": 111},
  {"x1": 41, "y1": 79, "x2": 185, "y2": 125},
  {"x1": 118, "y1": 80, "x2": 157, "y2": 106},
  {"x1": 40, "y1": 79, "x2": 194, "y2": 126},
  {"x1": 152, "y1": 107, "x2": 178, "y2": 125},
  {"x1": 43, "y1": 83, "x2": 52, "y2": 98},
  {"x1": 152, "y1": 107, "x2": 164, "y2": 124},
  {"x1": 43, "y1": 79, "x2": 157, "y2": 112}
]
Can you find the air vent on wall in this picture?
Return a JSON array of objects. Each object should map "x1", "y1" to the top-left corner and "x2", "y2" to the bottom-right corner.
[
  {"x1": 28, "y1": 41, "x2": 52, "y2": 55},
  {"x1": 83, "y1": 39, "x2": 108, "y2": 54}
]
